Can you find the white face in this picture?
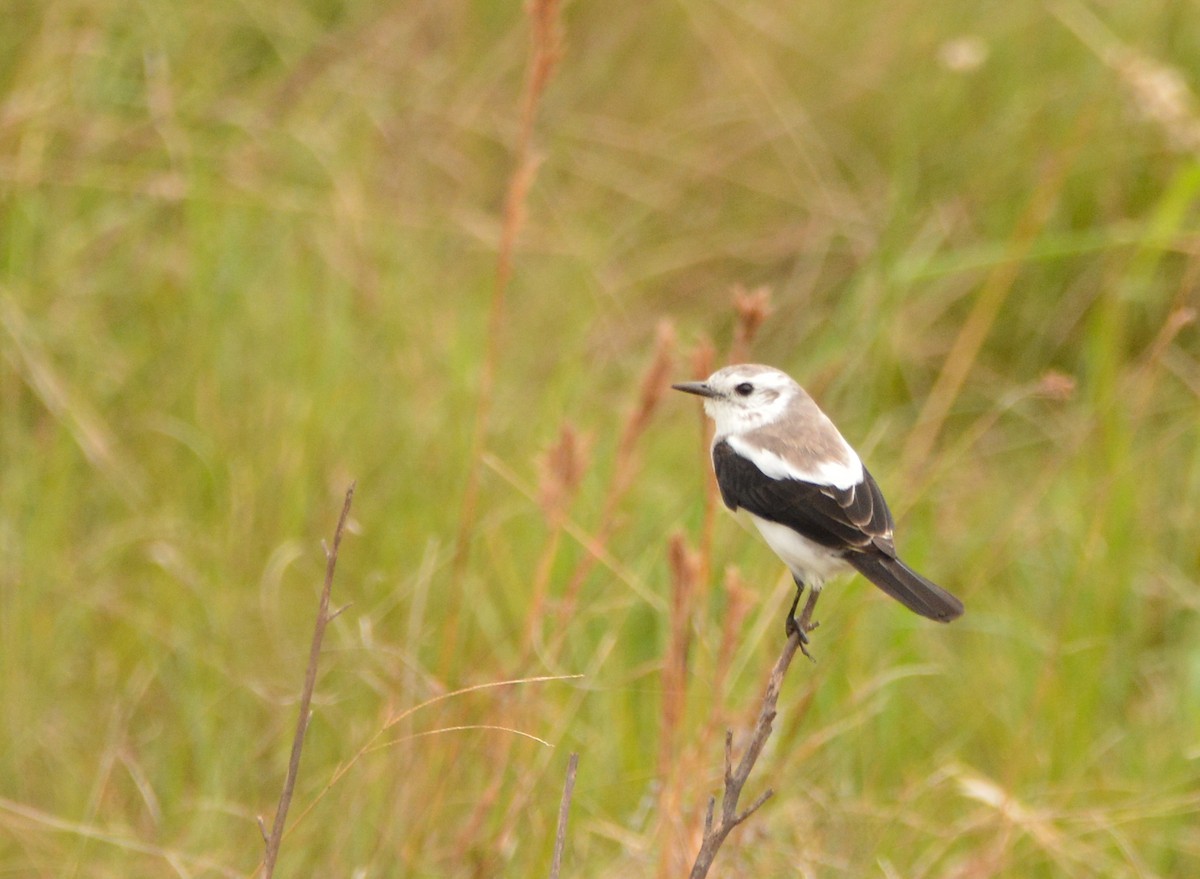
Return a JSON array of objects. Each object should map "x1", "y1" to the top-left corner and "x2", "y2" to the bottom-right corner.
[
  {"x1": 673, "y1": 362, "x2": 863, "y2": 487},
  {"x1": 685, "y1": 364, "x2": 802, "y2": 436}
]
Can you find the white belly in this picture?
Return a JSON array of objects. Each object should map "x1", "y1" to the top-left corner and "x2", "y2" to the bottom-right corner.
[{"x1": 747, "y1": 514, "x2": 851, "y2": 586}]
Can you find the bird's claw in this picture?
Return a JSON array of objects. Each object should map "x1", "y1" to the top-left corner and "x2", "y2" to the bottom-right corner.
[
  {"x1": 784, "y1": 613, "x2": 809, "y2": 643},
  {"x1": 786, "y1": 583, "x2": 821, "y2": 661},
  {"x1": 786, "y1": 614, "x2": 820, "y2": 659}
]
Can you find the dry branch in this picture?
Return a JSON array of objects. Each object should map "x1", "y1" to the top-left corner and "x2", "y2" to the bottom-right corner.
[
  {"x1": 259, "y1": 483, "x2": 356, "y2": 879},
  {"x1": 687, "y1": 621, "x2": 810, "y2": 879}
]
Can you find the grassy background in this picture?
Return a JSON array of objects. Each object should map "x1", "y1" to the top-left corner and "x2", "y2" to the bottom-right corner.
[{"x1": 2, "y1": 0, "x2": 1200, "y2": 876}]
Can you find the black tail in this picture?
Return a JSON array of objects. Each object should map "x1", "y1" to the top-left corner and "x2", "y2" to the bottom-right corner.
[{"x1": 845, "y1": 553, "x2": 964, "y2": 622}]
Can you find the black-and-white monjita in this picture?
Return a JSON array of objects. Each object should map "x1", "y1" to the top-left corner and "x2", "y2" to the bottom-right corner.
[{"x1": 673, "y1": 364, "x2": 964, "y2": 649}]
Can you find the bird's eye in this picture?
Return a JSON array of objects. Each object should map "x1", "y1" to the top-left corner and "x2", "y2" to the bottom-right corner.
[{"x1": 735, "y1": 382, "x2": 754, "y2": 396}]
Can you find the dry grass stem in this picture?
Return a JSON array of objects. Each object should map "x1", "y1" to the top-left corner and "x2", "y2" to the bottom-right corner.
[
  {"x1": 554, "y1": 323, "x2": 676, "y2": 632},
  {"x1": 449, "y1": 0, "x2": 566, "y2": 662},
  {"x1": 0, "y1": 291, "x2": 144, "y2": 505},
  {"x1": 688, "y1": 337, "x2": 719, "y2": 584},
  {"x1": 277, "y1": 674, "x2": 582, "y2": 843},
  {"x1": 728, "y1": 285, "x2": 773, "y2": 364},
  {"x1": 660, "y1": 533, "x2": 699, "y2": 757},
  {"x1": 536, "y1": 424, "x2": 589, "y2": 526},
  {"x1": 713, "y1": 569, "x2": 753, "y2": 709},
  {"x1": 524, "y1": 424, "x2": 591, "y2": 655},
  {"x1": 452, "y1": 709, "x2": 518, "y2": 852},
  {"x1": 1139, "y1": 306, "x2": 1196, "y2": 374},
  {"x1": 260, "y1": 482, "x2": 355, "y2": 879},
  {"x1": 656, "y1": 532, "x2": 700, "y2": 878},
  {"x1": 369, "y1": 724, "x2": 553, "y2": 750},
  {"x1": 1119, "y1": 305, "x2": 1199, "y2": 429},
  {"x1": 481, "y1": 452, "x2": 654, "y2": 608},
  {"x1": 689, "y1": 336, "x2": 717, "y2": 388},
  {"x1": 901, "y1": 151, "x2": 1072, "y2": 478},
  {"x1": 0, "y1": 795, "x2": 241, "y2": 878},
  {"x1": 619, "y1": 321, "x2": 678, "y2": 459},
  {"x1": 383, "y1": 674, "x2": 584, "y2": 731},
  {"x1": 549, "y1": 753, "x2": 580, "y2": 879}
]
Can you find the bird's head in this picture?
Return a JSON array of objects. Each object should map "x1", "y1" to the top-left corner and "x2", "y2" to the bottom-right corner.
[{"x1": 672, "y1": 364, "x2": 804, "y2": 436}]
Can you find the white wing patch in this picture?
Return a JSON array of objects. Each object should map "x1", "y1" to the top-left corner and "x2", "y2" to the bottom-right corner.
[{"x1": 726, "y1": 434, "x2": 864, "y2": 490}]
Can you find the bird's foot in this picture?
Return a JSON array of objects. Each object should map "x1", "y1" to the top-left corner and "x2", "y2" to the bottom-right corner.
[
  {"x1": 783, "y1": 612, "x2": 809, "y2": 643},
  {"x1": 785, "y1": 586, "x2": 821, "y2": 661},
  {"x1": 787, "y1": 616, "x2": 820, "y2": 660}
]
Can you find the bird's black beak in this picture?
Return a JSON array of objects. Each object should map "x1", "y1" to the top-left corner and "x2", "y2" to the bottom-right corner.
[{"x1": 671, "y1": 381, "x2": 720, "y2": 399}]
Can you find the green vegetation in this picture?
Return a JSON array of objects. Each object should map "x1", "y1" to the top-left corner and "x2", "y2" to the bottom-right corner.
[{"x1": 2, "y1": 0, "x2": 1199, "y2": 875}]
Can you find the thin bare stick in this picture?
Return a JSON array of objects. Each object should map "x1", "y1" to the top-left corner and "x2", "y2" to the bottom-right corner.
[
  {"x1": 687, "y1": 627, "x2": 807, "y2": 879},
  {"x1": 260, "y1": 482, "x2": 356, "y2": 879},
  {"x1": 549, "y1": 753, "x2": 580, "y2": 879}
]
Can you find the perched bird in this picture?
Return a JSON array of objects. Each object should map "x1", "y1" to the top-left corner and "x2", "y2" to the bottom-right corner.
[{"x1": 673, "y1": 364, "x2": 963, "y2": 651}]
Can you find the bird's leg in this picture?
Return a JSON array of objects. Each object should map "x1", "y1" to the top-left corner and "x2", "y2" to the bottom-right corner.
[
  {"x1": 785, "y1": 577, "x2": 821, "y2": 660},
  {"x1": 784, "y1": 581, "x2": 806, "y2": 642}
]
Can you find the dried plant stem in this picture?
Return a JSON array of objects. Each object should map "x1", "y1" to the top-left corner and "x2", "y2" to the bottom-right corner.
[
  {"x1": 687, "y1": 623, "x2": 809, "y2": 879},
  {"x1": 549, "y1": 753, "x2": 580, "y2": 879},
  {"x1": 552, "y1": 322, "x2": 675, "y2": 637},
  {"x1": 687, "y1": 337, "x2": 718, "y2": 588},
  {"x1": 728, "y1": 285, "x2": 773, "y2": 364},
  {"x1": 277, "y1": 675, "x2": 581, "y2": 842},
  {"x1": 260, "y1": 483, "x2": 355, "y2": 879},
  {"x1": 448, "y1": 0, "x2": 564, "y2": 639},
  {"x1": 900, "y1": 141, "x2": 1072, "y2": 479},
  {"x1": 655, "y1": 533, "x2": 700, "y2": 878}
]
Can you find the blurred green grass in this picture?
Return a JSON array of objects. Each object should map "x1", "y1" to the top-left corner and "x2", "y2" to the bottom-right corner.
[{"x1": 2, "y1": 0, "x2": 1200, "y2": 876}]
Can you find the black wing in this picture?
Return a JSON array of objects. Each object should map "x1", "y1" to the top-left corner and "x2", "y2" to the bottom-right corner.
[
  {"x1": 712, "y1": 439, "x2": 896, "y2": 556},
  {"x1": 712, "y1": 440, "x2": 964, "y2": 622}
]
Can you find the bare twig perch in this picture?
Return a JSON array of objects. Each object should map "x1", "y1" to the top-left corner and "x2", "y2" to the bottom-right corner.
[
  {"x1": 688, "y1": 602, "x2": 813, "y2": 879},
  {"x1": 549, "y1": 753, "x2": 580, "y2": 879},
  {"x1": 260, "y1": 482, "x2": 356, "y2": 879}
]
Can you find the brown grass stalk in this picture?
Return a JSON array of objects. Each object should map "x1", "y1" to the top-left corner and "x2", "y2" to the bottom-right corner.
[
  {"x1": 524, "y1": 424, "x2": 591, "y2": 658},
  {"x1": 258, "y1": 482, "x2": 355, "y2": 879},
  {"x1": 900, "y1": 133, "x2": 1079, "y2": 479},
  {"x1": 480, "y1": 452, "x2": 652, "y2": 607},
  {"x1": 610, "y1": 321, "x2": 678, "y2": 502},
  {"x1": 712, "y1": 568, "x2": 753, "y2": 719},
  {"x1": 728, "y1": 285, "x2": 773, "y2": 364},
  {"x1": 688, "y1": 337, "x2": 718, "y2": 587},
  {"x1": 278, "y1": 673, "x2": 581, "y2": 847},
  {"x1": 678, "y1": 284, "x2": 766, "y2": 590},
  {"x1": 452, "y1": 730, "x2": 515, "y2": 859},
  {"x1": 655, "y1": 532, "x2": 700, "y2": 879},
  {"x1": 552, "y1": 322, "x2": 676, "y2": 634},
  {"x1": 447, "y1": 0, "x2": 565, "y2": 668}
]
